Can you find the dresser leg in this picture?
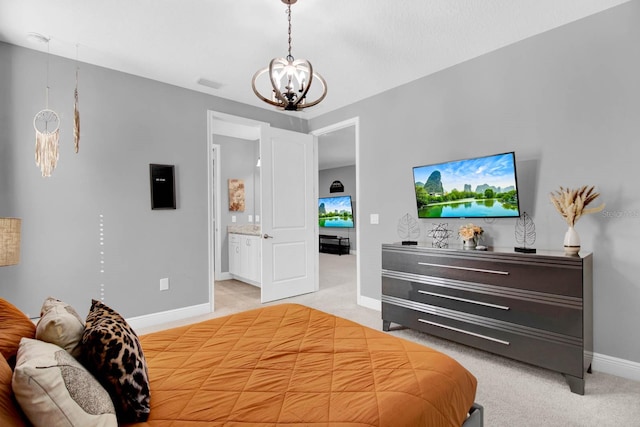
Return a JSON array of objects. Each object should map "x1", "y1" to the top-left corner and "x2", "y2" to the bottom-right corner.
[
  {"x1": 563, "y1": 374, "x2": 585, "y2": 395},
  {"x1": 382, "y1": 320, "x2": 391, "y2": 332}
]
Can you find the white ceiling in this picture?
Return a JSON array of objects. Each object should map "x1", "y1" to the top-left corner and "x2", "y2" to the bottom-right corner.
[
  {"x1": 0, "y1": 0, "x2": 629, "y2": 121},
  {"x1": 0, "y1": 1, "x2": 630, "y2": 170}
]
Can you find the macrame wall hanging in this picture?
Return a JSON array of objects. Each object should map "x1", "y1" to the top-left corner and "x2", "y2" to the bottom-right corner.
[
  {"x1": 73, "y1": 44, "x2": 81, "y2": 153},
  {"x1": 33, "y1": 37, "x2": 60, "y2": 177}
]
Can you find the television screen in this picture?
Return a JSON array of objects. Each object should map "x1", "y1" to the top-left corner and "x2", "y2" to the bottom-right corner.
[
  {"x1": 318, "y1": 195, "x2": 354, "y2": 228},
  {"x1": 412, "y1": 152, "x2": 520, "y2": 218}
]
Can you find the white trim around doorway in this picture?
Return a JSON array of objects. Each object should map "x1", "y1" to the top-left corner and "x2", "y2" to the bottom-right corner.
[
  {"x1": 207, "y1": 111, "x2": 269, "y2": 313},
  {"x1": 310, "y1": 117, "x2": 362, "y2": 306}
]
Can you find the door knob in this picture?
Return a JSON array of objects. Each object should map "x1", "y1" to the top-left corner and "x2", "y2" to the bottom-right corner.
[{"x1": 263, "y1": 234, "x2": 274, "y2": 239}]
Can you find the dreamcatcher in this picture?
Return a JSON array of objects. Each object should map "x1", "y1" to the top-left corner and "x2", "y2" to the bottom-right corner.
[{"x1": 33, "y1": 37, "x2": 60, "y2": 177}]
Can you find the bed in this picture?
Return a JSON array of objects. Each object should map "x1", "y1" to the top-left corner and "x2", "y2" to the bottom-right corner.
[{"x1": 1, "y1": 299, "x2": 482, "y2": 426}]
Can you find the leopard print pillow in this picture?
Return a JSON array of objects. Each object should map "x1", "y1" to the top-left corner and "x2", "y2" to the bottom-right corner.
[{"x1": 80, "y1": 299, "x2": 150, "y2": 422}]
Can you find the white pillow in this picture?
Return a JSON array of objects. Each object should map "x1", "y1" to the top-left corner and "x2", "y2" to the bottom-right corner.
[
  {"x1": 35, "y1": 297, "x2": 84, "y2": 358},
  {"x1": 12, "y1": 338, "x2": 117, "y2": 427}
]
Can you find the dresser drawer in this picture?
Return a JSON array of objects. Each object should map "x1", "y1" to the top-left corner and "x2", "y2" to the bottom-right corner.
[
  {"x1": 382, "y1": 248, "x2": 584, "y2": 297},
  {"x1": 382, "y1": 276, "x2": 583, "y2": 337},
  {"x1": 382, "y1": 300, "x2": 584, "y2": 378}
]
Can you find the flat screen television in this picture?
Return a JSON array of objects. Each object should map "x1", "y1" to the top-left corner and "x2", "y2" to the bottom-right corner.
[
  {"x1": 318, "y1": 195, "x2": 354, "y2": 228},
  {"x1": 412, "y1": 151, "x2": 520, "y2": 218}
]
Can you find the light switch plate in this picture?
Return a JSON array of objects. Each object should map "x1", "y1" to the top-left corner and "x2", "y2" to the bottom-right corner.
[{"x1": 370, "y1": 214, "x2": 379, "y2": 224}]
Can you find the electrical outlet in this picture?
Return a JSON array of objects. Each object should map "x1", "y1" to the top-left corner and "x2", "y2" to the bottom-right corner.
[
  {"x1": 248, "y1": 215, "x2": 253, "y2": 223},
  {"x1": 255, "y1": 215, "x2": 260, "y2": 223},
  {"x1": 370, "y1": 214, "x2": 379, "y2": 224},
  {"x1": 160, "y1": 278, "x2": 169, "y2": 291},
  {"x1": 232, "y1": 216, "x2": 237, "y2": 223}
]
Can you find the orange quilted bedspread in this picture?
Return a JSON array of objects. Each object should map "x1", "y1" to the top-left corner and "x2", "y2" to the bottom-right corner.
[{"x1": 124, "y1": 304, "x2": 477, "y2": 427}]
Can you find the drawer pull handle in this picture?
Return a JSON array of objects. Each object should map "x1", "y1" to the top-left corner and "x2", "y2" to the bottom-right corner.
[
  {"x1": 418, "y1": 262, "x2": 509, "y2": 276},
  {"x1": 418, "y1": 290, "x2": 510, "y2": 310},
  {"x1": 419, "y1": 319, "x2": 510, "y2": 345}
]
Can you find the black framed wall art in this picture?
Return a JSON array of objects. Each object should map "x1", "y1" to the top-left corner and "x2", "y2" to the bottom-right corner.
[{"x1": 149, "y1": 164, "x2": 176, "y2": 209}]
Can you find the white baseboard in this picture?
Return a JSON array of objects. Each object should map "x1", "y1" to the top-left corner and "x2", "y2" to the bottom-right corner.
[
  {"x1": 590, "y1": 351, "x2": 640, "y2": 382},
  {"x1": 218, "y1": 272, "x2": 233, "y2": 281},
  {"x1": 126, "y1": 303, "x2": 211, "y2": 330},
  {"x1": 358, "y1": 295, "x2": 381, "y2": 311}
]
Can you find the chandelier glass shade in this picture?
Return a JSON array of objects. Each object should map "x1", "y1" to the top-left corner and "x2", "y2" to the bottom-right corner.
[{"x1": 251, "y1": 0, "x2": 327, "y2": 111}]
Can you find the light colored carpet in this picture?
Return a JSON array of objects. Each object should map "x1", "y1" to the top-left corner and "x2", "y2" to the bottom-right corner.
[{"x1": 140, "y1": 253, "x2": 640, "y2": 426}]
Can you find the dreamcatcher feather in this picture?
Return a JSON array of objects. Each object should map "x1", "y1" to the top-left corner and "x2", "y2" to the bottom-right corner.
[{"x1": 73, "y1": 52, "x2": 80, "y2": 153}]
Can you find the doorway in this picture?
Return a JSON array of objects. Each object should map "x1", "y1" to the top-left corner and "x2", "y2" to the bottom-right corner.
[
  {"x1": 310, "y1": 118, "x2": 361, "y2": 305},
  {"x1": 207, "y1": 111, "x2": 318, "y2": 311}
]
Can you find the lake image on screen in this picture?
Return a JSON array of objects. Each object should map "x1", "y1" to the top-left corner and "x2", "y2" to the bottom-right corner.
[
  {"x1": 413, "y1": 153, "x2": 519, "y2": 218},
  {"x1": 320, "y1": 217, "x2": 354, "y2": 227},
  {"x1": 319, "y1": 196, "x2": 354, "y2": 228}
]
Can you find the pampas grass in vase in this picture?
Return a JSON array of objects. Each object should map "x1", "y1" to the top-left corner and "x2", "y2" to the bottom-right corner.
[{"x1": 549, "y1": 185, "x2": 605, "y2": 254}]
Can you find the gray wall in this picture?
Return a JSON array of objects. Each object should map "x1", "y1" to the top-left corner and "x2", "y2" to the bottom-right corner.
[
  {"x1": 0, "y1": 41, "x2": 305, "y2": 319},
  {"x1": 309, "y1": 1, "x2": 640, "y2": 363},
  {"x1": 318, "y1": 165, "x2": 357, "y2": 251}
]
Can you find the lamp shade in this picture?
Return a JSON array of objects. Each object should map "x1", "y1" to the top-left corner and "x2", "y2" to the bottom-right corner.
[{"x1": 0, "y1": 218, "x2": 21, "y2": 266}]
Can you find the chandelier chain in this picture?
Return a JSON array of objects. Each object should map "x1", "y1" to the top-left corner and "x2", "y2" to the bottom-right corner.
[{"x1": 286, "y1": 3, "x2": 293, "y2": 60}]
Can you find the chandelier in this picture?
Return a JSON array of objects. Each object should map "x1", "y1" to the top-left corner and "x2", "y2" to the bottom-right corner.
[{"x1": 251, "y1": 0, "x2": 327, "y2": 111}]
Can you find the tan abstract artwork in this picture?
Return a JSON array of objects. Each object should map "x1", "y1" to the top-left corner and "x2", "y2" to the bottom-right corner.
[{"x1": 228, "y1": 179, "x2": 245, "y2": 212}]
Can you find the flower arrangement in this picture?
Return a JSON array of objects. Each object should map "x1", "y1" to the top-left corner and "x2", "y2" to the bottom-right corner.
[
  {"x1": 549, "y1": 185, "x2": 605, "y2": 227},
  {"x1": 458, "y1": 223, "x2": 483, "y2": 243}
]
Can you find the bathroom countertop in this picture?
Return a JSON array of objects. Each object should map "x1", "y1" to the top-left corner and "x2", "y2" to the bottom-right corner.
[{"x1": 227, "y1": 224, "x2": 261, "y2": 236}]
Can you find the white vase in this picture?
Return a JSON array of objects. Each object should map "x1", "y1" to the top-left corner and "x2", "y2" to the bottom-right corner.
[
  {"x1": 564, "y1": 225, "x2": 580, "y2": 255},
  {"x1": 463, "y1": 238, "x2": 477, "y2": 249}
]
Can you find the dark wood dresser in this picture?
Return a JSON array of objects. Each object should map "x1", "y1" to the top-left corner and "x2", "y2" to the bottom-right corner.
[{"x1": 381, "y1": 243, "x2": 593, "y2": 394}]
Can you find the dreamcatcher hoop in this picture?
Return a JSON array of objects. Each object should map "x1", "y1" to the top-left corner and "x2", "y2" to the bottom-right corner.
[{"x1": 33, "y1": 108, "x2": 60, "y2": 134}]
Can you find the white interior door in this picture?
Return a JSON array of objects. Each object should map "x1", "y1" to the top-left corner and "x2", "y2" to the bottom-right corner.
[{"x1": 260, "y1": 125, "x2": 317, "y2": 302}]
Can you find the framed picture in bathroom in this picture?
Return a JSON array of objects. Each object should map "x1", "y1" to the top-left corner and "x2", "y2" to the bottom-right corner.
[{"x1": 228, "y1": 178, "x2": 245, "y2": 212}]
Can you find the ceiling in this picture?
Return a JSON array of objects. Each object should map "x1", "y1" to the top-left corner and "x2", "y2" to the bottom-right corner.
[
  {"x1": 0, "y1": 1, "x2": 630, "y2": 170},
  {"x1": 0, "y1": 0, "x2": 629, "y2": 120}
]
